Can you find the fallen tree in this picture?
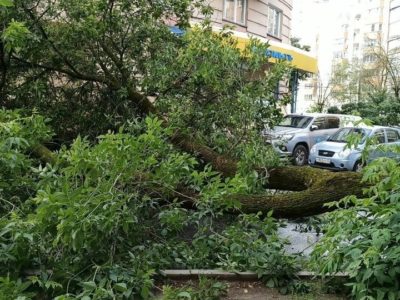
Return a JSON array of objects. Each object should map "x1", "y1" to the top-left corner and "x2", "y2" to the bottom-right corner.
[
  {"x1": 3, "y1": 1, "x2": 366, "y2": 219},
  {"x1": 132, "y1": 94, "x2": 366, "y2": 218},
  {"x1": 31, "y1": 139, "x2": 365, "y2": 218}
]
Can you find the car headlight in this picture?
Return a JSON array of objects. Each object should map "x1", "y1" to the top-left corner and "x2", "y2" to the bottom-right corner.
[
  {"x1": 337, "y1": 148, "x2": 352, "y2": 159},
  {"x1": 310, "y1": 146, "x2": 317, "y2": 154},
  {"x1": 278, "y1": 134, "x2": 294, "y2": 141}
]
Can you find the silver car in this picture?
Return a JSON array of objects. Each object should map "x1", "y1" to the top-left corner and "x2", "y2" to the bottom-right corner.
[
  {"x1": 263, "y1": 113, "x2": 361, "y2": 166},
  {"x1": 308, "y1": 126, "x2": 400, "y2": 171}
]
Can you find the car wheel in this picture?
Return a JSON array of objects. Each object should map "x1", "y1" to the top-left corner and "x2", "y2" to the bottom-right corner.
[
  {"x1": 353, "y1": 160, "x2": 364, "y2": 172},
  {"x1": 293, "y1": 145, "x2": 309, "y2": 166}
]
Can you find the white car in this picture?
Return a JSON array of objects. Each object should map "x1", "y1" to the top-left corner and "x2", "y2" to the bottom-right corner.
[{"x1": 309, "y1": 126, "x2": 400, "y2": 171}]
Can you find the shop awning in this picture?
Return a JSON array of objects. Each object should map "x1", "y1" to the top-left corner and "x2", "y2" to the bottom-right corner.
[
  {"x1": 169, "y1": 25, "x2": 318, "y2": 74},
  {"x1": 234, "y1": 34, "x2": 318, "y2": 74}
]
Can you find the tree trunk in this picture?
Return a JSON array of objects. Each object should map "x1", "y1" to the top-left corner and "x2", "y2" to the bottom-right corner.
[
  {"x1": 233, "y1": 167, "x2": 364, "y2": 218},
  {"x1": 31, "y1": 144, "x2": 57, "y2": 165},
  {"x1": 174, "y1": 167, "x2": 364, "y2": 218}
]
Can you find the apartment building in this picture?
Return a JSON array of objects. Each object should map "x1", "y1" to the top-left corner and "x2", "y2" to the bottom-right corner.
[
  {"x1": 388, "y1": 0, "x2": 400, "y2": 53},
  {"x1": 331, "y1": 0, "x2": 389, "y2": 67},
  {"x1": 294, "y1": 0, "x2": 392, "y2": 113}
]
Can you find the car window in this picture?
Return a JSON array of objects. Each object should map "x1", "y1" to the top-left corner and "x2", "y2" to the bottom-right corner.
[
  {"x1": 328, "y1": 127, "x2": 369, "y2": 143},
  {"x1": 386, "y1": 129, "x2": 400, "y2": 143},
  {"x1": 373, "y1": 129, "x2": 386, "y2": 144},
  {"x1": 312, "y1": 117, "x2": 327, "y2": 130},
  {"x1": 327, "y1": 117, "x2": 340, "y2": 129},
  {"x1": 278, "y1": 116, "x2": 313, "y2": 129}
]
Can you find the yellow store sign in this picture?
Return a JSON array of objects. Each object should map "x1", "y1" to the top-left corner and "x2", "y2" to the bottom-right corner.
[{"x1": 235, "y1": 36, "x2": 318, "y2": 74}]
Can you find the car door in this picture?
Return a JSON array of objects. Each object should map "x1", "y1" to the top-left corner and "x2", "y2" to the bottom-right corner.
[
  {"x1": 325, "y1": 116, "x2": 341, "y2": 138},
  {"x1": 309, "y1": 117, "x2": 329, "y2": 148},
  {"x1": 368, "y1": 129, "x2": 387, "y2": 162},
  {"x1": 383, "y1": 129, "x2": 400, "y2": 160}
]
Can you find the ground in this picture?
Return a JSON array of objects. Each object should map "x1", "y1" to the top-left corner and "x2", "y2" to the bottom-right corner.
[{"x1": 154, "y1": 280, "x2": 347, "y2": 300}]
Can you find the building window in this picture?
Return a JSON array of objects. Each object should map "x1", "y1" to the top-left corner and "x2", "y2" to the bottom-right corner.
[
  {"x1": 363, "y1": 54, "x2": 376, "y2": 63},
  {"x1": 223, "y1": 0, "x2": 247, "y2": 25},
  {"x1": 267, "y1": 6, "x2": 282, "y2": 38},
  {"x1": 365, "y1": 37, "x2": 376, "y2": 47},
  {"x1": 371, "y1": 23, "x2": 375, "y2": 32},
  {"x1": 304, "y1": 94, "x2": 313, "y2": 101}
]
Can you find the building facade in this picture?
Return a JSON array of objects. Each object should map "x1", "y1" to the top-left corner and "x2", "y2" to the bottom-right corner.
[
  {"x1": 189, "y1": 0, "x2": 318, "y2": 113},
  {"x1": 388, "y1": 0, "x2": 400, "y2": 51},
  {"x1": 331, "y1": 0, "x2": 389, "y2": 67},
  {"x1": 388, "y1": 0, "x2": 400, "y2": 53},
  {"x1": 294, "y1": 0, "x2": 392, "y2": 113},
  {"x1": 192, "y1": 0, "x2": 292, "y2": 44}
]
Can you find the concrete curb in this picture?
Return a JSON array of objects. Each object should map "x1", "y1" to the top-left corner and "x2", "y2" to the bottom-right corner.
[{"x1": 159, "y1": 270, "x2": 348, "y2": 280}]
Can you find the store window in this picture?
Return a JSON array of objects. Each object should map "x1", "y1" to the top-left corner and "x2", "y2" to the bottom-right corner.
[
  {"x1": 267, "y1": 6, "x2": 282, "y2": 38},
  {"x1": 223, "y1": 0, "x2": 247, "y2": 25}
]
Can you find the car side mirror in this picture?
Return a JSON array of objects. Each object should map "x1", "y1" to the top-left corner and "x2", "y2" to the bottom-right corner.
[{"x1": 310, "y1": 125, "x2": 318, "y2": 131}]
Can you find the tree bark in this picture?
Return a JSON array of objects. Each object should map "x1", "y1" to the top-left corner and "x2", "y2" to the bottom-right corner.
[
  {"x1": 232, "y1": 167, "x2": 364, "y2": 218},
  {"x1": 30, "y1": 144, "x2": 57, "y2": 165},
  {"x1": 173, "y1": 167, "x2": 364, "y2": 218}
]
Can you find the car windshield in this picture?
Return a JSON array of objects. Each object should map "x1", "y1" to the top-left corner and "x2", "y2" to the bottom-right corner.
[
  {"x1": 278, "y1": 115, "x2": 313, "y2": 129},
  {"x1": 328, "y1": 128, "x2": 370, "y2": 143}
]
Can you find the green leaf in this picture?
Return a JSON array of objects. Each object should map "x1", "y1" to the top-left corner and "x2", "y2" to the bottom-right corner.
[
  {"x1": 266, "y1": 278, "x2": 275, "y2": 288},
  {"x1": 82, "y1": 281, "x2": 97, "y2": 291},
  {"x1": 114, "y1": 282, "x2": 127, "y2": 292},
  {"x1": 0, "y1": 0, "x2": 13, "y2": 7},
  {"x1": 177, "y1": 291, "x2": 192, "y2": 299}
]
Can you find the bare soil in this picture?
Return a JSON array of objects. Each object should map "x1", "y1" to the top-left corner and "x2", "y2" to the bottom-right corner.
[
  {"x1": 154, "y1": 280, "x2": 347, "y2": 300},
  {"x1": 222, "y1": 281, "x2": 346, "y2": 300}
]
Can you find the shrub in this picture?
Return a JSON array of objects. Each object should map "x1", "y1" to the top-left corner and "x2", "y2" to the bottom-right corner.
[{"x1": 312, "y1": 153, "x2": 400, "y2": 300}]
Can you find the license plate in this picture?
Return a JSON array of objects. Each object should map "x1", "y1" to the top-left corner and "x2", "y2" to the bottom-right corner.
[{"x1": 316, "y1": 157, "x2": 331, "y2": 164}]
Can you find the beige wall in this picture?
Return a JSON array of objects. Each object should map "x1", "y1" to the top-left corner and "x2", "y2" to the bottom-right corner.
[{"x1": 192, "y1": 0, "x2": 292, "y2": 44}]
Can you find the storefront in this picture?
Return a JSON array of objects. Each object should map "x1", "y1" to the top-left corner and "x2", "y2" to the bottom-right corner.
[
  {"x1": 233, "y1": 31, "x2": 318, "y2": 113},
  {"x1": 170, "y1": 26, "x2": 318, "y2": 112}
]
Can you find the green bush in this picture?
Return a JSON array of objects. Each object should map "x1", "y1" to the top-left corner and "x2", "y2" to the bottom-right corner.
[
  {"x1": 0, "y1": 109, "x2": 52, "y2": 210},
  {"x1": 312, "y1": 153, "x2": 400, "y2": 300},
  {"x1": 0, "y1": 110, "x2": 296, "y2": 299}
]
